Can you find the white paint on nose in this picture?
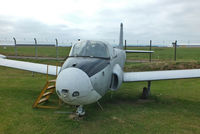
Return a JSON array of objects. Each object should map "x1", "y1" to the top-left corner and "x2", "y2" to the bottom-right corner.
[{"x1": 56, "y1": 67, "x2": 101, "y2": 105}]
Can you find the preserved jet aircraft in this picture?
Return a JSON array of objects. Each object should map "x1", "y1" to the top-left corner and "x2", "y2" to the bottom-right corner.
[{"x1": 1, "y1": 23, "x2": 200, "y2": 116}]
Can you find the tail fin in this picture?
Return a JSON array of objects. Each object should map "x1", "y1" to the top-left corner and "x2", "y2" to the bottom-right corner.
[{"x1": 119, "y1": 23, "x2": 123, "y2": 49}]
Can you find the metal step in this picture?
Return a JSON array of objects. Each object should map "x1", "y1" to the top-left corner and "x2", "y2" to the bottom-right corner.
[
  {"x1": 48, "y1": 80, "x2": 56, "y2": 83},
  {"x1": 38, "y1": 98, "x2": 48, "y2": 104},
  {"x1": 46, "y1": 85, "x2": 55, "y2": 90},
  {"x1": 43, "y1": 91, "x2": 53, "y2": 97}
]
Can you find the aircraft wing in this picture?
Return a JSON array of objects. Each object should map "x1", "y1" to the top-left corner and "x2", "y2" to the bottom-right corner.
[
  {"x1": 0, "y1": 54, "x2": 6, "y2": 59},
  {"x1": 123, "y1": 69, "x2": 200, "y2": 82},
  {"x1": 125, "y1": 50, "x2": 154, "y2": 53},
  {"x1": 0, "y1": 58, "x2": 61, "y2": 76}
]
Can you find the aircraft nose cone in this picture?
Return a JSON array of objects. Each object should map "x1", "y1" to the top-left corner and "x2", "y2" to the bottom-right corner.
[{"x1": 56, "y1": 68, "x2": 93, "y2": 105}]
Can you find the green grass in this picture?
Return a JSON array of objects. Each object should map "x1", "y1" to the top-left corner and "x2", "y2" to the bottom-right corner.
[
  {"x1": 0, "y1": 46, "x2": 200, "y2": 134},
  {"x1": 126, "y1": 47, "x2": 200, "y2": 62},
  {"x1": 0, "y1": 46, "x2": 70, "y2": 58},
  {"x1": 0, "y1": 66, "x2": 200, "y2": 134},
  {"x1": 1, "y1": 46, "x2": 200, "y2": 62}
]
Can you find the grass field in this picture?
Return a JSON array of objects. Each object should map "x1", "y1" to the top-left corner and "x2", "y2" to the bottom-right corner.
[
  {"x1": 1, "y1": 46, "x2": 200, "y2": 62},
  {"x1": 0, "y1": 46, "x2": 200, "y2": 134}
]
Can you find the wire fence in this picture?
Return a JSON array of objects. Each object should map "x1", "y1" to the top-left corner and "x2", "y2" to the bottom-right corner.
[
  {"x1": 0, "y1": 38, "x2": 200, "y2": 61},
  {"x1": 1, "y1": 38, "x2": 200, "y2": 47}
]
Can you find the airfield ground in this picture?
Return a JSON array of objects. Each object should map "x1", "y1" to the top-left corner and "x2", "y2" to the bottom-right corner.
[{"x1": 0, "y1": 46, "x2": 200, "y2": 134}]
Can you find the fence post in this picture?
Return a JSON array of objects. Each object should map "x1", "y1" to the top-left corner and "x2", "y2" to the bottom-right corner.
[
  {"x1": 174, "y1": 40, "x2": 177, "y2": 61},
  {"x1": 34, "y1": 38, "x2": 37, "y2": 59},
  {"x1": 55, "y1": 38, "x2": 58, "y2": 60},
  {"x1": 149, "y1": 40, "x2": 152, "y2": 62},
  {"x1": 124, "y1": 40, "x2": 127, "y2": 50},
  {"x1": 13, "y1": 37, "x2": 17, "y2": 56}
]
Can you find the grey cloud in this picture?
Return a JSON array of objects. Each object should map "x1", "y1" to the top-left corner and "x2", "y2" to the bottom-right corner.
[
  {"x1": 0, "y1": 0, "x2": 200, "y2": 44},
  {"x1": 0, "y1": 17, "x2": 85, "y2": 42},
  {"x1": 93, "y1": 0, "x2": 200, "y2": 42}
]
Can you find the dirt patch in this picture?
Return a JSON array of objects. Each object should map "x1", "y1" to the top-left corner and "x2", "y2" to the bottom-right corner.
[{"x1": 111, "y1": 116, "x2": 125, "y2": 123}]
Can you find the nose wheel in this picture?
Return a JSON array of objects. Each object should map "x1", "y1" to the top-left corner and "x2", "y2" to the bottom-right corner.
[{"x1": 76, "y1": 105, "x2": 85, "y2": 116}]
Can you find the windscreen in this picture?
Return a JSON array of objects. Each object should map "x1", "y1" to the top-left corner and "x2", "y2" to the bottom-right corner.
[{"x1": 70, "y1": 41, "x2": 110, "y2": 58}]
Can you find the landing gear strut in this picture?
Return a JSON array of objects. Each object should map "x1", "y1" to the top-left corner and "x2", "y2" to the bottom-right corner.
[
  {"x1": 141, "y1": 81, "x2": 151, "y2": 99},
  {"x1": 76, "y1": 105, "x2": 85, "y2": 116}
]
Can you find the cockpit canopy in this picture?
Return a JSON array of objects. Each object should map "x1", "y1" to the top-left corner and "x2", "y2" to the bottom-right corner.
[{"x1": 70, "y1": 40, "x2": 110, "y2": 59}]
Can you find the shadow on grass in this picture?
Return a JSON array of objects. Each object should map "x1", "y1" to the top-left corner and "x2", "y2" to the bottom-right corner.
[{"x1": 84, "y1": 91, "x2": 200, "y2": 120}]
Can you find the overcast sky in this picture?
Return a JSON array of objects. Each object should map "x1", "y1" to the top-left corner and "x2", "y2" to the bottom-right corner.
[{"x1": 0, "y1": 0, "x2": 200, "y2": 44}]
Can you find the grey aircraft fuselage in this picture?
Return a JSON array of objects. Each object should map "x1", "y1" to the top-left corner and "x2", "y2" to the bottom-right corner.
[{"x1": 55, "y1": 41, "x2": 126, "y2": 106}]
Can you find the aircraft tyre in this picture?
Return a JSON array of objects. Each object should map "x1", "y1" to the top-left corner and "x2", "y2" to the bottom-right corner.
[
  {"x1": 76, "y1": 105, "x2": 85, "y2": 116},
  {"x1": 141, "y1": 87, "x2": 149, "y2": 99}
]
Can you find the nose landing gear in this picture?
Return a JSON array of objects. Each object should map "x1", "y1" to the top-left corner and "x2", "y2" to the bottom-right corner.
[{"x1": 76, "y1": 105, "x2": 85, "y2": 116}]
